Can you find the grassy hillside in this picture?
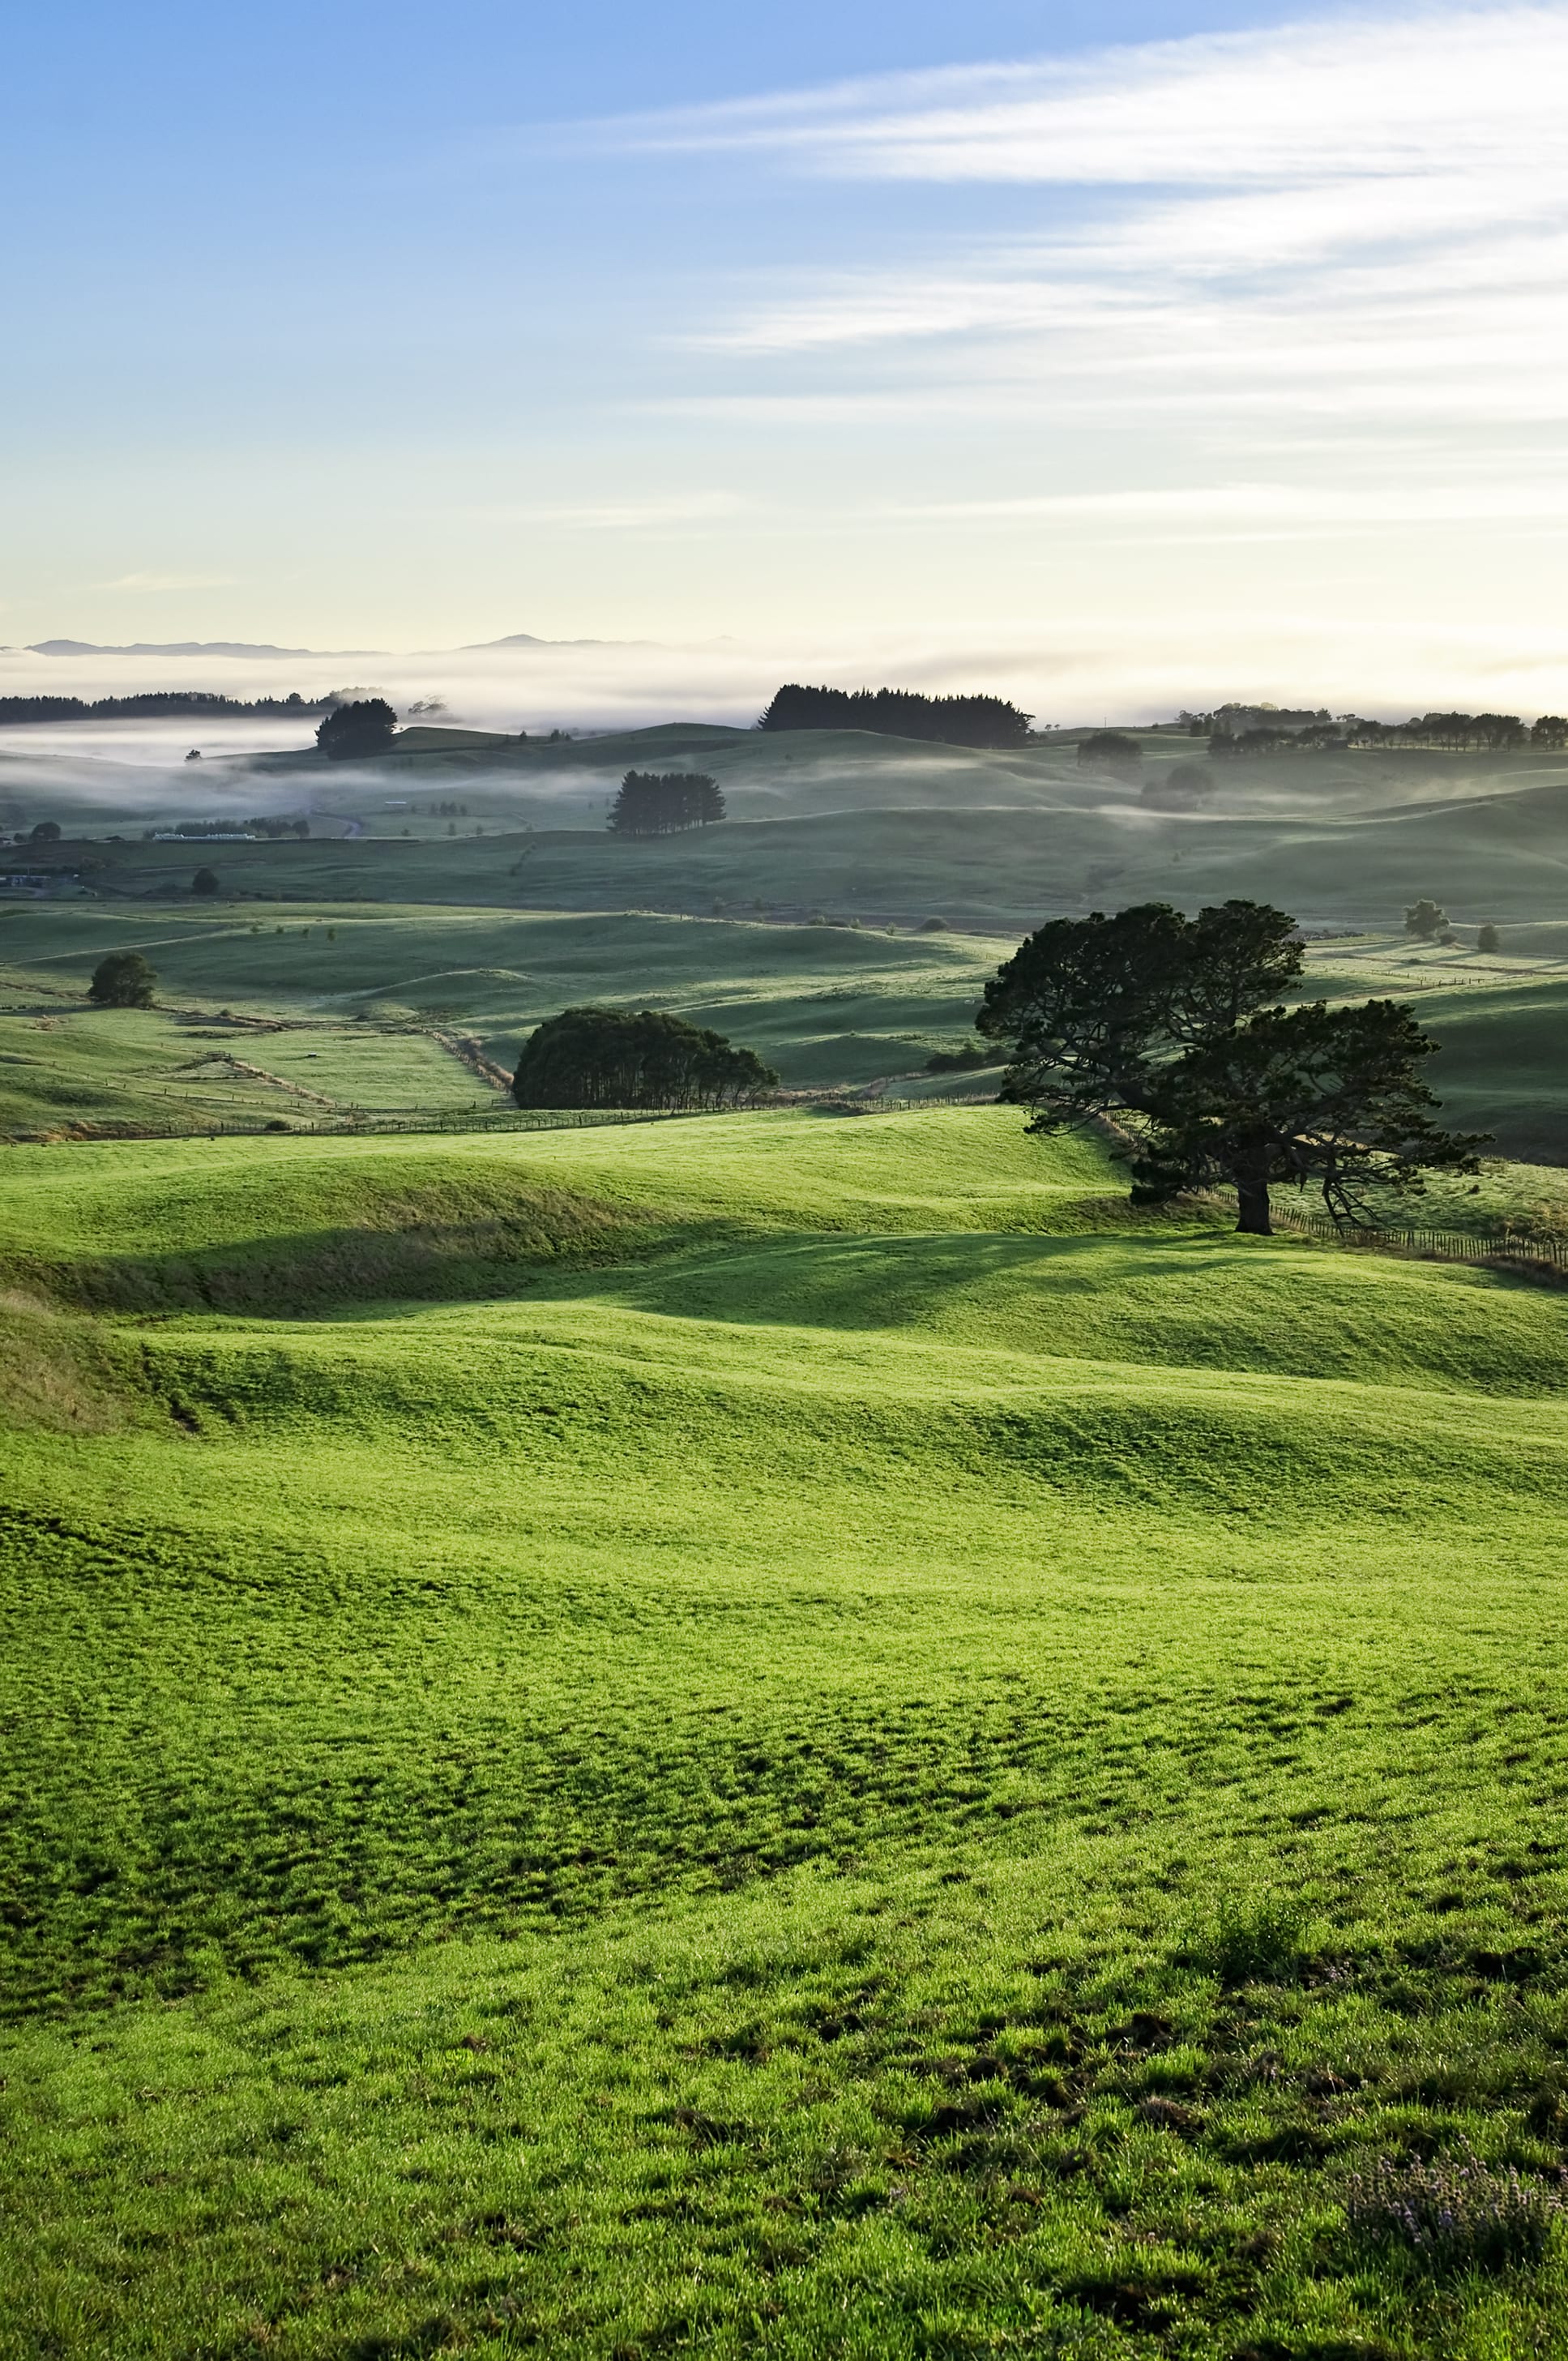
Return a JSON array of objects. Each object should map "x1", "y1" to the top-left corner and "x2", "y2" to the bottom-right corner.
[
  {"x1": 8, "y1": 897, "x2": 1568, "y2": 1156},
  {"x1": 11, "y1": 721, "x2": 1568, "y2": 932},
  {"x1": 6, "y1": 1107, "x2": 1568, "y2": 2354},
  {"x1": 0, "y1": 905, "x2": 1007, "y2": 1125}
]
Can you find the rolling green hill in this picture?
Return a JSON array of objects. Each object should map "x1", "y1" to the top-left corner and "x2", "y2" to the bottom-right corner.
[
  {"x1": 10, "y1": 722, "x2": 1568, "y2": 936},
  {"x1": 6, "y1": 1106, "x2": 1568, "y2": 2354},
  {"x1": 6, "y1": 897, "x2": 1568, "y2": 1157}
]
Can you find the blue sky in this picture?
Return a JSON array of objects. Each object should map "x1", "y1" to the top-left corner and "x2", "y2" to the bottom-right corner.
[{"x1": 4, "y1": 0, "x2": 1566, "y2": 719}]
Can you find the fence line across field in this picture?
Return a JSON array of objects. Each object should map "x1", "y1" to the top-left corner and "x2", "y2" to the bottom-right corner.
[{"x1": 1268, "y1": 1197, "x2": 1568, "y2": 1274}]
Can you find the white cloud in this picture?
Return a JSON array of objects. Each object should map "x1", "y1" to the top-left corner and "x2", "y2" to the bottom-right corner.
[
  {"x1": 626, "y1": 8, "x2": 1566, "y2": 190},
  {"x1": 632, "y1": 3, "x2": 1568, "y2": 488}
]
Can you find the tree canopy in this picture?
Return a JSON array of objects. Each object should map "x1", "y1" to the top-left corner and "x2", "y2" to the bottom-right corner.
[
  {"x1": 1140, "y1": 761, "x2": 1213, "y2": 811},
  {"x1": 607, "y1": 772, "x2": 725, "y2": 835},
  {"x1": 0, "y1": 691, "x2": 328, "y2": 726},
  {"x1": 511, "y1": 1007, "x2": 778, "y2": 1112},
  {"x1": 1404, "y1": 899, "x2": 1449, "y2": 940},
  {"x1": 316, "y1": 698, "x2": 398, "y2": 761},
  {"x1": 88, "y1": 951, "x2": 156, "y2": 1009},
  {"x1": 1077, "y1": 731, "x2": 1143, "y2": 769},
  {"x1": 976, "y1": 899, "x2": 1483, "y2": 1234},
  {"x1": 192, "y1": 867, "x2": 220, "y2": 896},
  {"x1": 758, "y1": 683, "x2": 1032, "y2": 750}
]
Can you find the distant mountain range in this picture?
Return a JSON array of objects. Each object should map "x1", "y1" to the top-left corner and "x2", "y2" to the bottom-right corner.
[
  {"x1": 26, "y1": 639, "x2": 365, "y2": 660},
  {"x1": 22, "y1": 634, "x2": 634, "y2": 659}
]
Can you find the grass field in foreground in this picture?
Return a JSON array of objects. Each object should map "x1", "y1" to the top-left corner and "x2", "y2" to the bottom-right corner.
[{"x1": 5, "y1": 1107, "x2": 1568, "y2": 2356}]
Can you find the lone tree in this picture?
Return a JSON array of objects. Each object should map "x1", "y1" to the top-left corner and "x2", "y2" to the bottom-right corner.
[
  {"x1": 1404, "y1": 898, "x2": 1448, "y2": 940},
  {"x1": 976, "y1": 899, "x2": 1485, "y2": 1234},
  {"x1": 88, "y1": 950, "x2": 156, "y2": 1008},
  {"x1": 607, "y1": 772, "x2": 725, "y2": 835},
  {"x1": 28, "y1": 819, "x2": 62, "y2": 842},
  {"x1": 316, "y1": 698, "x2": 397, "y2": 761},
  {"x1": 1477, "y1": 921, "x2": 1502, "y2": 953},
  {"x1": 1077, "y1": 730, "x2": 1143, "y2": 771},
  {"x1": 192, "y1": 866, "x2": 220, "y2": 895},
  {"x1": 1140, "y1": 761, "x2": 1214, "y2": 811},
  {"x1": 511, "y1": 1007, "x2": 777, "y2": 1111}
]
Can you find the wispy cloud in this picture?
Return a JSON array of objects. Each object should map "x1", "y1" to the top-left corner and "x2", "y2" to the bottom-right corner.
[
  {"x1": 622, "y1": 7, "x2": 1564, "y2": 190},
  {"x1": 619, "y1": 4, "x2": 1568, "y2": 497},
  {"x1": 92, "y1": 571, "x2": 241, "y2": 592}
]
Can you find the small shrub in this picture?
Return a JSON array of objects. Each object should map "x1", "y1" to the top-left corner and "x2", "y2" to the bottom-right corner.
[
  {"x1": 1188, "y1": 1893, "x2": 1305, "y2": 1984},
  {"x1": 1346, "y1": 2147, "x2": 1558, "y2": 2272},
  {"x1": 918, "y1": 916, "x2": 950, "y2": 932}
]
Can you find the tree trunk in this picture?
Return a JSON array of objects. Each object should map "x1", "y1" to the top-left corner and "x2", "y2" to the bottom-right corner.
[{"x1": 1235, "y1": 1177, "x2": 1272, "y2": 1235}]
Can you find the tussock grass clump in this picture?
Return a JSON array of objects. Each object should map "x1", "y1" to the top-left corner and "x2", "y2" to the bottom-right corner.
[
  {"x1": 1186, "y1": 1894, "x2": 1309, "y2": 1987},
  {"x1": 1346, "y1": 2147, "x2": 1559, "y2": 2271}
]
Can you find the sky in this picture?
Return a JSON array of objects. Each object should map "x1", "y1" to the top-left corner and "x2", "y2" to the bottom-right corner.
[{"x1": 3, "y1": 0, "x2": 1566, "y2": 721}]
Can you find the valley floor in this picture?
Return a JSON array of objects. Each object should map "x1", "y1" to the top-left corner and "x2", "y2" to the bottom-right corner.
[{"x1": 4, "y1": 1109, "x2": 1568, "y2": 2355}]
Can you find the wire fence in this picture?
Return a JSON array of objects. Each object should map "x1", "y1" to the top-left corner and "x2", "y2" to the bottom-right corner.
[{"x1": 1268, "y1": 1197, "x2": 1568, "y2": 1276}]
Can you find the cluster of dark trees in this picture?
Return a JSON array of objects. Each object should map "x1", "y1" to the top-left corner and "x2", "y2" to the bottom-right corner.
[
  {"x1": 511, "y1": 1007, "x2": 776, "y2": 1110},
  {"x1": 758, "y1": 683, "x2": 1033, "y2": 749},
  {"x1": 607, "y1": 772, "x2": 726, "y2": 835},
  {"x1": 317, "y1": 699, "x2": 398, "y2": 760},
  {"x1": 977, "y1": 899, "x2": 1484, "y2": 1235},
  {"x1": 1208, "y1": 711, "x2": 1566, "y2": 759},
  {"x1": 1142, "y1": 763, "x2": 1215, "y2": 811},
  {"x1": 88, "y1": 952, "x2": 157, "y2": 1007},
  {"x1": 1078, "y1": 732, "x2": 1143, "y2": 768},
  {"x1": 1181, "y1": 706, "x2": 1330, "y2": 735},
  {"x1": 0, "y1": 691, "x2": 332, "y2": 725},
  {"x1": 1210, "y1": 724, "x2": 1348, "y2": 757},
  {"x1": 1400, "y1": 901, "x2": 1502, "y2": 951}
]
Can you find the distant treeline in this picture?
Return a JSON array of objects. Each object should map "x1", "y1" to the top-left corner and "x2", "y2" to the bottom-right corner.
[
  {"x1": 0, "y1": 691, "x2": 333, "y2": 725},
  {"x1": 1209, "y1": 711, "x2": 1568, "y2": 757},
  {"x1": 758, "y1": 683, "x2": 1033, "y2": 749},
  {"x1": 511, "y1": 1007, "x2": 776, "y2": 1111},
  {"x1": 140, "y1": 815, "x2": 310, "y2": 840},
  {"x1": 608, "y1": 771, "x2": 726, "y2": 835}
]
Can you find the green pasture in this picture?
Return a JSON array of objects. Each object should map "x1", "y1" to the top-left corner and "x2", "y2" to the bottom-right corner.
[
  {"x1": 7, "y1": 896, "x2": 1568, "y2": 1159},
  {"x1": 9, "y1": 718, "x2": 1568, "y2": 934},
  {"x1": 0, "y1": 998, "x2": 490, "y2": 1136},
  {"x1": 6, "y1": 1106, "x2": 1568, "y2": 2353},
  {"x1": 0, "y1": 904, "x2": 1005, "y2": 1113}
]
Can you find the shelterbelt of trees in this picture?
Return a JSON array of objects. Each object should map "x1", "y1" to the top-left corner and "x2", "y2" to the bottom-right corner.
[
  {"x1": 608, "y1": 771, "x2": 726, "y2": 835},
  {"x1": 1206, "y1": 712, "x2": 1568, "y2": 758},
  {"x1": 0, "y1": 691, "x2": 334, "y2": 725},
  {"x1": 758, "y1": 682, "x2": 1033, "y2": 749}
]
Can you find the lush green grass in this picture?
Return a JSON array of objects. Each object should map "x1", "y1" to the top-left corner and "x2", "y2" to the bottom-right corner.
[
  {"x1": 0, "y1": 904, "x2": 1006, "y2": 1107},
  {"x1": 0, "y1": 994, "x2": 493, "y2": 1137},
  {"x1": 12, "y1": 901, "x2": 1568, "y2": 1160},
  {"x1": 6, "y1": 1107, "x2": 1568, "y2": 2354}
]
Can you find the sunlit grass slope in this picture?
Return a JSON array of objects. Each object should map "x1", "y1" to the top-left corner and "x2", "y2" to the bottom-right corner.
[
  {"x1": 0, "y1": 904, "x2": 1005, "y2": 1106},
  {"x1": 6, "y1": 1108, "x2": 1568, "y2": 2354}
]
